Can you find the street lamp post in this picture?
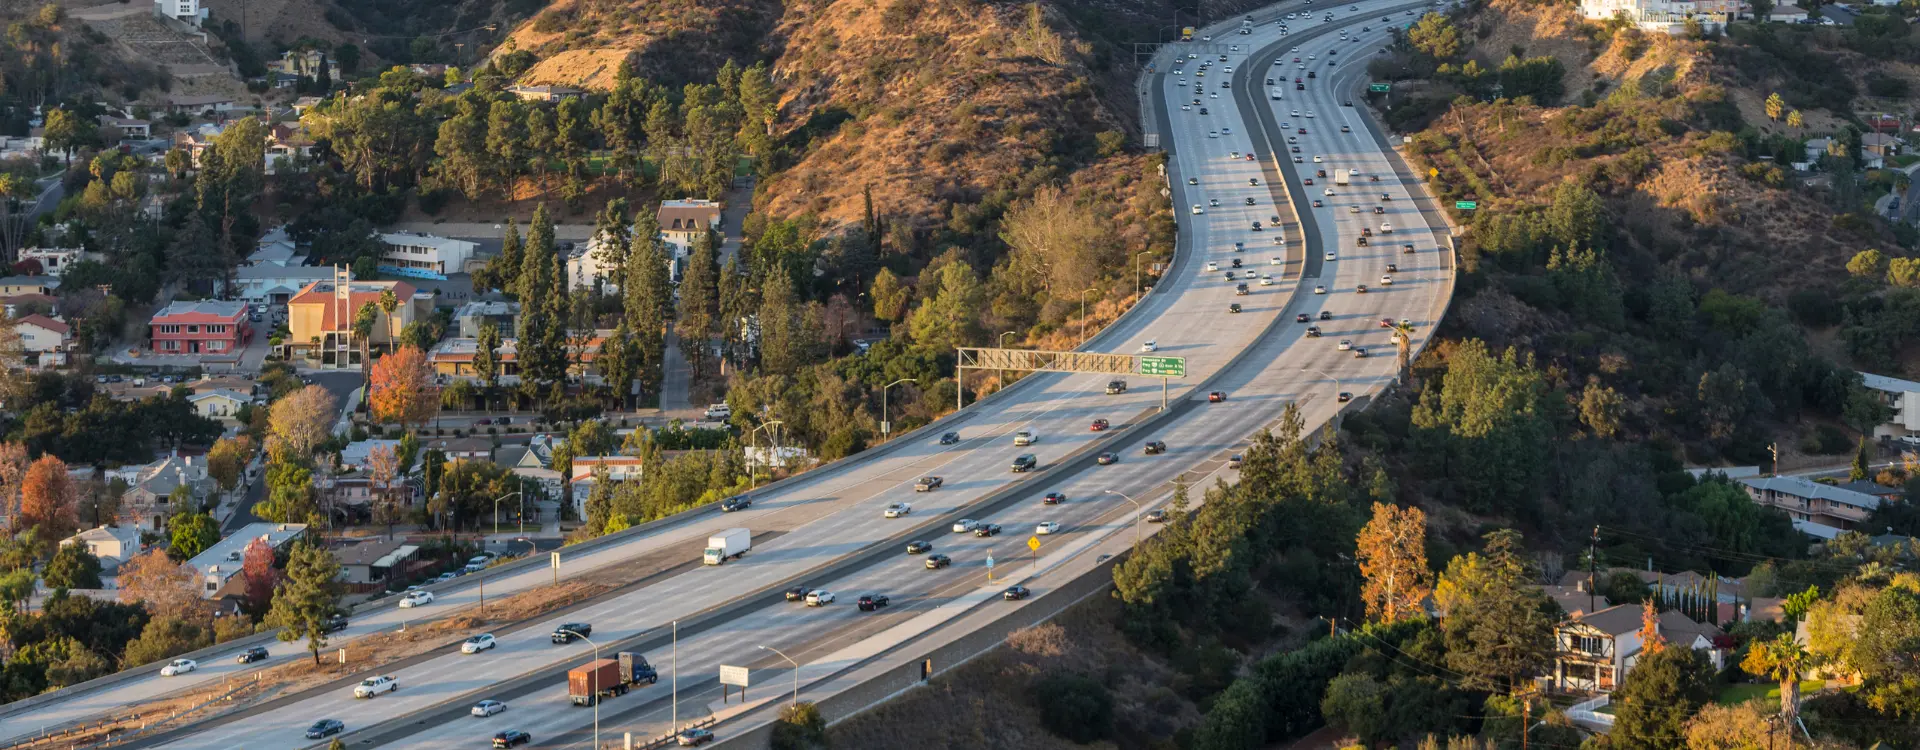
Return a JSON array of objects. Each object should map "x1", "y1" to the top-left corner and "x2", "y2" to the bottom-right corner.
[
  {"x1": 561, "y1": 629, "x2": 601, "y2": 749},
  {"x1": 999, "y1": 331, "x2": 1017, "y2": 348},
  {"x1": 491, "y1": 491, "x2": 520, "y2": 536},
  {"x1": 1300, "y1": 366, "x2": 1343, "y2": 397},
  {"x1": 747, "y1": 421, "x2": 785, "y2": 489},
  {"x1": 880, "y1": 378, "x2": 916, "y2": 439},
  {"x1": 759, "y1": 645, "x2": 802, "y2": 709},
  {"x1": 1104, "y1": 489, "x2": 1143, "y2": 546},
  {"x1": 1079, "y1": 287, "x2": 1100, "y2": 344}
]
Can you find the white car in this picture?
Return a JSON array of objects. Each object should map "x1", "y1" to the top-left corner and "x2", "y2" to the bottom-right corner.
[
  {"x1": 399, "y1": 590, "x2": 434, "y2": 608},
  {"x1": 1222, "y1": 126, "x2": 1233, "y2": 134},
  {"x1": 806, "y1": 590, "x2": 836, "y2": 606},
  {"x1": 355, "y1": 675, "x2": 399, "y2": 698},
  {"x1": 884, "y1": 502, "x2": 912, "y2": 518},
  {"x1": 472, "y1": 700, "x2": 507, "y2": 717},
  {"x1": 1306, "y1": 111, "x2": 1316, "y2": 118},
  {"x1": 161, "y1": 658, "x2": 197, "y2": 677},
  {"x1": 1381, "y1": 222, "x2": 1393, "y2": 233},
  {"x1": 1181, "y1": 104, "x2": 1191, "y2": 111},
  {"x1": 1036, "y1": 522, "x2": 1061, "y2": 535},
  {"x1": 1260, "y1": 275, "x2": 1275, "y2": 286},
  {"x1": 1013, "y1": 430, "x2": 1037, "y2": 446},
  {"x1": 461, "y1": 634, "x2": 496, "y2": 654},
  {"x1": 1314, "y1": 285, "x2": 1327, "y2": 294},
  {"x1": 953, "y1": 519, "x2": 979, "y2": 533},
  {"x1": 1271, "y1": 257, "x2": 1284, "y2": 265},
  {"x1": 1381, "y1": 275, "x2": 1394, "y2": 286},
  {"x1": 1191, "y1": 204, "x2": 1204, "y2": 215},
  {"x1": 1313, "y1": 155, "x2": 1324, "y2": 163},
  {"x1": 1141, "y1": 340, "x2": 1158, "y2": 352},
  {"x1": 1338, "y1": 339, "x2": 1353, "y2": 351},
  {"x1": 1206, "y1": 261, "x2": 1220, "y2": 271},
  {"x1": 1291, "y1": 109, "x2": 1300, "y2": 116},
  {"x1": 1349, "y1": 169, "x2": 1360, "y2": 176},
  {"x1": 1208, "y1": 130, "x2": 1219, "y2": 138},
  {"x1": 1324, "y1": 189, "x2": 1334, "y2": 196},
  {"x1": 1324, "y1": 251, "x2": 1337, "y2": 261}
]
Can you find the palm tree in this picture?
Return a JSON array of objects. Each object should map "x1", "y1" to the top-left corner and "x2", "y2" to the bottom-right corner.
[
  {"x1": 1391, "y1": 321, "x2": 1416, "y2": 386},
  {"x1": 377, "y1": 289, "x2": 400, "y2": 352},
  {"x1": 352, "y1": 302, "x2": 379, "y2": 403},
  {"x1": 1741, "y1": 633, "x2": 1815, "y2": 730}
]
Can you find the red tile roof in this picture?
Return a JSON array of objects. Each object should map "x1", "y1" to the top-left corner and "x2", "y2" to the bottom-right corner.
[
  {"x1": 15, "y1": 314, "x2": 68, "y2": 335},
  {"x1": 288, "y1": 281, "x2": 417, "y2": 331}
]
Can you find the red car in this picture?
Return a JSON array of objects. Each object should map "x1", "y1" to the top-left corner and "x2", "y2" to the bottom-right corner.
[
  {"x1": 1380, "y1": 317, "x2": 1395, "y2": 328},
  {"x1": 1304, "y1": 178, "x2": 1314, "y2": 185},
  {"x1": 1208, "y1": 392, "x2": 1226, "y2": 403},
  {"x1": 1090, "y1": 418, "x2": 1110, "y2": 432}
]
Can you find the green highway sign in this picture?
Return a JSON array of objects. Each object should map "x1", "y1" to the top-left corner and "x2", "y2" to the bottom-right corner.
[
  {"x1": 1139, "y1": 356, "x2": 1187, "y2": 378},
  {"x1": 1455, "y1": 201, "x2": 1479, "y2": 210},
  {"x1": 1368, "y1": 83, "x2": 1391, "y2": 92}
]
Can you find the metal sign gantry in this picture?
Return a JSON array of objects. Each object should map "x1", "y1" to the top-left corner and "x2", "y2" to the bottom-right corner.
[{"x1": 955, "y1": 347, "x2": 1189, "y2": 410}]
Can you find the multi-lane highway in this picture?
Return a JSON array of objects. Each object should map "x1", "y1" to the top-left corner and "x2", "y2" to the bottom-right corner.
[{"x1": 4, "y1": 4, "x2": 1453, "y2": 749}]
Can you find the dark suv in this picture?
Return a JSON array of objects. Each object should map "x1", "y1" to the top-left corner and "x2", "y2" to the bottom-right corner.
[
  {"x1": 552, "y1": 623, "x2": 592, "y2": 644},
  {"x1": 1106, "y1": 380, "x2": 1127, "y2": 394},
  {"x1": 494, "y1": 731, "x2": 531, "y2": 748}
]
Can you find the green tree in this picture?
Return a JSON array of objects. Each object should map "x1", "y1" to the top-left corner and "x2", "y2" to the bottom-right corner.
[
  {"x1": 485, "y1": 100, "x2": 527, "y2": 198},
  {"x1": 870, "y1": 267, "x2": 911, "y2": 323},
  {"x1": 906, "y1": 259, "x2": 985, "y2": 354},
  {"x1": 1409, "y1": 341, "x2": 1549, "y2": 514},
  {"x1": 1408, "y1": 12, "x2": 1463, "y2": 59},
  {"x1": 756, "y1": 270, "x2": 805, "y2": 376},
  {"x1": 43, "y1": 543, "x2": 102, "y2": 589},
  {"x1": 770, "y1": 701, "x2": 827, "y2": 750},
  {"x1": 434, "y1": 99, "x2": 490, "y2": 200},
  {"x1": 624, "y1": 206, "x2": 673, "y2": 399},
  {"x1": 1853, "y1": 436, "x2": 1872, "y2": 481},
  {"x1": 678, "y1": 231, "x2": 722, "y2": 383},
  {"x1": 1741, "y1": 633, "x2": 1815, "y2": 729},
  {"x1": 591, "y1": 198, "x2": 633, "y2": 292},
  {"x1": 121, "y1": 616, "x2": 210, "y2": 666},
  {"x1": 1611, "y1": 644, "x2": 1717, "y2": 750},
  {"x1": 167, "y1": 512, "x2": 220, "y2": 562},
  {"x1": 42, "y1": 109, "x2": 96, "y2": 165},
  {"x1": 266, "y1": 542, "x2": 340, "y2": 665},
  {"x1": 1031, "y1": 674, "x2": 1113, "y2": 743},
  {"x1": 1433, "y1": 530, "x2": 1553, "y2": 691},
  {"x1": 474, "y1": 319, "x2": 501, "y2": 392}
]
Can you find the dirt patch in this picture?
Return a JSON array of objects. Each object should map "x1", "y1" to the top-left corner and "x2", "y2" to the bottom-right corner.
[{"x1": 518, "y1": 47, "x2": 635, "y2": 91}]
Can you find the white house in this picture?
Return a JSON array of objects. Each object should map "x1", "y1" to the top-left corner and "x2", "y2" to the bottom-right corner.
[
  {"x1": 19, "y1": 247, "x2": 87, "y2": 276},
  {"x1": 247, "y1": 226, "x2": 305, "y2": 268},
  {"x1": 656, "y1": 200, "x2": 723, "y2": 259},
  {"x1": 1767, "y1": 3, "x2": 1809, "y2": 22},
  {"x1": 188, "y1": 389, "x2": 253, "y2": 422},
  {"x1": 1581, "y1": 0, "x2": 1738, "y2": 32},
  {"x1": 567, "y1": 240, "x2": 619, "y2": 294},
  {"x1": 184, "y1": 522, "x2": 307, "y2": 598},
  {"x1": 339, "y1": 439, "x2": 404, "y2": 473},
  {"x1": 1860, "y1": 372, "x2": 1920, "y2": 442},
  {"x1": 231, "y1": 264, "x2": 333, "y2": 305},
  {"x1": 60, "y1": 525, "x2": 145, "y2": 573},
  {"x1": 14, "y1": 314, "x2": 72, "y2": 364},
  {"x1": 568, "y1": 456, "x2": 645, "y2": 518},
  {"x1": 379, "y1": 232, "x2": 477, "y2": 280},
  {"x1": 154, "y1": 0, "x2": 205, "y2": 25}
]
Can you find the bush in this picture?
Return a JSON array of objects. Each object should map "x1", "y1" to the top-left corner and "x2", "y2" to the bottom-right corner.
[
  {"x1": 1031, "y1": 673, "x2": 1114, "y2": 744},
  {"x1": 770, "y1": 702, "x2": 826, "y2": 750}
]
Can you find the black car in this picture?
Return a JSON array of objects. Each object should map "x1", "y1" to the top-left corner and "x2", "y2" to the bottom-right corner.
[
  {"x1": 551, "y1": 623, "x2": 592, "y2": 644},
  {"x1": 785, "y1": 587, "x2": 812, "y2": 602},
  {"x1": 939, "y1": 431, "x2": 960, "y2": 445},
  {"x1": 494, "y1": 730, "x2": 531, "y2": 748},
  {"x1": 1004, "y1": 586, "x2": 1032, "y2": 601},
  {"x1": 1319, "y1": 310, "x2": 1333, "y2": 320},
  {"x1": 1043, "y1": 492, "x2": 1067, "y2": 505},
  {"x1": 906, "y1": 540, "x2": 932, "y2": 554},
  {"x1": 1229, "y1": 303, "x2": 1243, "y2": 313},
  {"x1": 973, "y1": 523, "x2": 1003, "y2": 537},
  {"x1": 1097, "y1": 452, "x2": 1119, "y2": 465},
  {"x1": 306, "y1": 720, "x2": 345, "y2": 739},
  {"x1": 1306, "y1": 325, "x2": 1322, "y2": 337},
  {"x1": 1296, "y1": 313, "x2": 1310, "y2": 323},
  {"x1": 1144, "y1": 441, "x2": 1168, "y2": 455},
  {"x1": 858, "y1": 594, "x2": 891, "y2": 611},
  {"x1": 237, "y1": 646, "x2": 270, "y2": 664},
  {"x1": 925, "y1": 554, "x2": 952, "y2": 569},
  {"x1": 720, "y1": 496, "x2": 751, "y2": 512},
  {"x1": 1146, "y1": 510, "x2": 1169, "y2": 523},
  {"x1": 678, "y1": 728, "x2": 716, "y2": 746},
  {"x1": 1338, "y1": 392, "x2": 1354, "y2": 402},
  {"x1": 322, "y1": 614, "x2": 349, "y2": 634}
]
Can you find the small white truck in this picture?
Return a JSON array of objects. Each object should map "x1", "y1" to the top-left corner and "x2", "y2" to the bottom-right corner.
[{"x1": 703, "y1": 528, "x2": 751, "y2": 565}]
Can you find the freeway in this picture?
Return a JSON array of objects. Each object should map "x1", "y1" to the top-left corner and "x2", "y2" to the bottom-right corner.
[{"x1": 78, "y1": 4, "x2": 1457, "y2": 749}]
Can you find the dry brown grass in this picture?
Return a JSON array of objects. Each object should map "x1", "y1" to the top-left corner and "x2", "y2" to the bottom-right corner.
[{"x1": 518, "y1": 48, "x2": 635, "y2": 91}]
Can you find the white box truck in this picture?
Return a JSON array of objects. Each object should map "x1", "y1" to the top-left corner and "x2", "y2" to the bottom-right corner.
[
  {"x1": 1334, "y1": 171, "x2": 1350, "y2": 186},
  {"x1": 704, "y1": 528, "x2": 751, "y2": 565}
]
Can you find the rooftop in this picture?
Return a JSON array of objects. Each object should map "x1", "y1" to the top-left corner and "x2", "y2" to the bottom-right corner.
[
  {"x1": 153, "y1": 299, "x2": 247, "y2": 320},
  {"x1": 1570, "y1": 603, "x2": 1645, "y2": 636},
  {"x1": 379, "y1": 232, "x2": 477, "y2": 252},
  {"x1": 0, "y1": 275, "x2": 59, "y2": 288},
  {"x1": 16, "y1": 314, "x2": 68, "y2": 335},
  {"x1": 1739, "y1": 475, "x2": 1884, "y2": 510},
  {"x1": 333, "y1": 538, "x2": 418, "y2": 568},
  {"x1": 185, "y1": 522, "x2": 308, "y2": 581},
  {"x1": 1861, "y1": 371, "x2": 1920, "y2": 394}
]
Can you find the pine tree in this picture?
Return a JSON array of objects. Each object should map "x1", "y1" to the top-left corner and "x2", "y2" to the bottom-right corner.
[
  {"x1": 592, "y1": 198, "x2": 633, "y2": 293},
  {"x1": 678, "y1": 230, "x2": 722, "y2": 383},
  {"x1": 265, "y1": 542, "x2": 342, "y2": 665},
  {"x1": 473, "y1": 320, "x2": 501, "y2": 392},
  {"x1": 757, "y1": 270, "x2": 802, "y2": 376},
  {"x1": 718, "y1": 256, "x2": 757, "y2": 369},
  {"x1": 624, "y1": 206, "x2": 672, "y2": 403}
]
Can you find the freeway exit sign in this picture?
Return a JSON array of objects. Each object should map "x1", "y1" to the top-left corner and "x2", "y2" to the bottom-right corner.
[
  {"x1": 1368, "y1": 83, "x2": 1391, "y2": 92},
  {"x1": 1139, "y1": 356, "x2": 1187, "y2": 378},
  {"x1": 1455, "y1": 201, "x2": 1479, "y2": 210}
]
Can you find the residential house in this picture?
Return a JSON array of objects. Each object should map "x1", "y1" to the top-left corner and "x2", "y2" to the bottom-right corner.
[
  {"x1": 567, "y1": 240, "x2": 619, "y2": 293},
  {"x1": 339, "y1": 439, "x2": 403, "y2": 473},
  {"x1": 657, "y1": 200, "x2": 722, "y2": 259},
  {"x1": 175, "y1": 123, "x2": 228, "y2": 168},
  {"x1": 495, "y1": 437, "x2": 557, "y2": 472},
  {"x1": 506, "y1": 84, "x2": 584, "y2": 102},
  {"x1": 273, "y1": 49, "x2": 337, "y2": 80},
  {"x1": 233, "y1": 265, "x2": 332, "y2": 306},
  {"x1": 568, "y1": 456, "x2": 645, "y2": 517},
  {"x1": 1552, "y1": 604, "x2": 1729, "y2": 693},
  {"x1": 19, "y1": 247, "x2": 88, "y2": 276},
  {"x1": 117, "y1": 455, "x2": 216, "y2": 531},
  {"x1": 291, "y1": 96, "x2": 326, "y2": 116},
  {"x1": 59, "y1": 525, "x2": 145, "y2": 573},
  {"x1": 428, "y1": 330, "x2": 615, "y2": 383},
  {"x1": 98, "y1": 116, "x2": 152, "y2": 142},
  {"x1": 1738, "y1": 475, "x2": 1883, "y2": 539},
  {"x1": 1831, "y1": 479, "x2": 1903, "y2": 503},
  {"x1": 184, "y1": 523, "x2": 308, "y2": 598},
  {"x1": 1862, "y1": 133, "x2": 1901, "y2": 169},
  {"x1": 15, "y1": 314, "x2": 73, "y2": 366},
  {"x1": 286, "y1": 279, "x2": 426, "y2": 365},
  {"x1": 187, "y1": 389, "x2": 253, "y2": 423},
  {"x1": 1859, "y1": 372, "x2": 1920, "y2": 442},
  {"x1": 378, "y1": 232, "x2": 476, "y2": 279},
  {"x1": 266, "y1": 124, "x2": 317, "y2": 174},
  {"x1": 162, "y1": 93, "x2": 232, "y2": 116},
  {"x1": 454, "y1": 300, "x2": 518, "y2": 338},
  {"x1": 0, "y1": 275, "x2": 59, "y2": 296},
  {"x1": 153, "y1": 0, "x2": 206, "y2": 26},
  {"x1": 1767, "y1": 4, "x2": 1808, "y2": 22},
  {"x1": 1805, "y1": 137, "x2": 1835, "y2": 165},
  {"x1": 421, "y1": 436, "x2": 493, "y2": 462},
  {"x1": 0, "y1": 294, "x2": 54, "y2": 317},
  {"x1": 149, "y1": 300, "x2": 251, "y2": 356},
  {"x1": 1579, "y1": 0, "x2": 1737, "y2": 31},
  {"x1": 335, "y1": 539, "x2": 419, "y2": 585},
  {"x1": 410, "y1": 63, "x2": 449, "y2": 79}
]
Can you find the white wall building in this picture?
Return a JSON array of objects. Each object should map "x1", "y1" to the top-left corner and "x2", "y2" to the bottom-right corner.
[
  {"x1": 153, "y1": 0, "x2": 205, "y2": 26},
  {"x1": 1580, "y1": 0, "x2": 1737, "y2": 31},
  {"x1": 232, "y1": 265, "x2": 334, "y2": 305},
  {"x1": 1862, "y1": 372, "x2": 1920, "y2": 443},
  {"x1": 379, "y1": 232, "x2": 476, "y2": 280},
  {"x1": 568, "y1": 239, "x2": 619, "y2": 294},
  {"x1": 19, "y1": 248, "x2": 87, "y2": 276},
  {"x1": 656, "y1": 200, "x2": 723, "y2": 259}
]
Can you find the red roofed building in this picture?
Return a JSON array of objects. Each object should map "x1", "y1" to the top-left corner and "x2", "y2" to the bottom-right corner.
[
  {"x1": 150, "y1": 300, "x2": 251, "y2": 355},
  {"x1": 286, "y1": 279, "x2": 426, "y2": 366}
]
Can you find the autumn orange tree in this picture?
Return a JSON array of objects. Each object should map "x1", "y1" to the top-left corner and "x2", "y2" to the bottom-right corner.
[
  {"x1": 19, "y1": 455, "x2": 77, "y2": 541},
  {"x1": 1356, "y1": 501, "x2": 1432, "y2": 624},
  {"x1": 369, "y1": 345, "x2": 436, "y2": 428},
  {"x1": 118, "y1": 548, "x2": 201, "y2": 622}
]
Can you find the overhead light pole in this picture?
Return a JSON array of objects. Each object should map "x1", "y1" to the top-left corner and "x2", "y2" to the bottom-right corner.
[
  {"x1": 759, "y1": 645, "x2": 801, "y2": 709},
  {"x1": 1300, "y1": 366, "x2": 1343, "y2": 396},
  {"x1": 1079, "y1": 287, "x2": 1100, "y2": 344},
  {"x1": 747, "y1": 420, "x2": 785, "y2": 488},
  {"x1": 560, "y1": 629, "x2": 600, "y2": 749},
  {"x1": 1104, "y1": 489, "x2": 1143, "y2": 546},
  {"x1": 880, "y1": 378, "x2": 916, "y2": 439}
]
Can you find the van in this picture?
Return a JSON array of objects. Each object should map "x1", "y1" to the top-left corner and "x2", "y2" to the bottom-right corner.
[
  {"x1": 703, "y1": 403, "x2": 732, "y2": 420},
  {"x1": 1013, "y1": 430, "x2": 1037, "y2": 446},
  {"x1": 1011, "y1": 454, "x2": 1037, "y2": 473}
]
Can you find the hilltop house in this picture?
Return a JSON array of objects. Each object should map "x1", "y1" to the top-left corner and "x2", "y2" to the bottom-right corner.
[{"x1": 1551, "y1": 604, "x2": 1729, "y2": 693}]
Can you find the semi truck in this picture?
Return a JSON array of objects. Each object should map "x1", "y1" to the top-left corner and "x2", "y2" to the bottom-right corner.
[
  {"x1": 704, "y1": 528, "x2": 751, "y2": 565},
  {"x1": 567, "y1": 653, "x2": 658, "y2": 706}
]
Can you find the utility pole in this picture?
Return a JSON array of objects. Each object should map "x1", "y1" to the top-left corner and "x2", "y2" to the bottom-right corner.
[
  {"x1": 1521, "y1": 697, "x2": 1530, "y2": 750},
  {"x1": 1588, "y1": 525, "x2": 1599, "y2": 614}
]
